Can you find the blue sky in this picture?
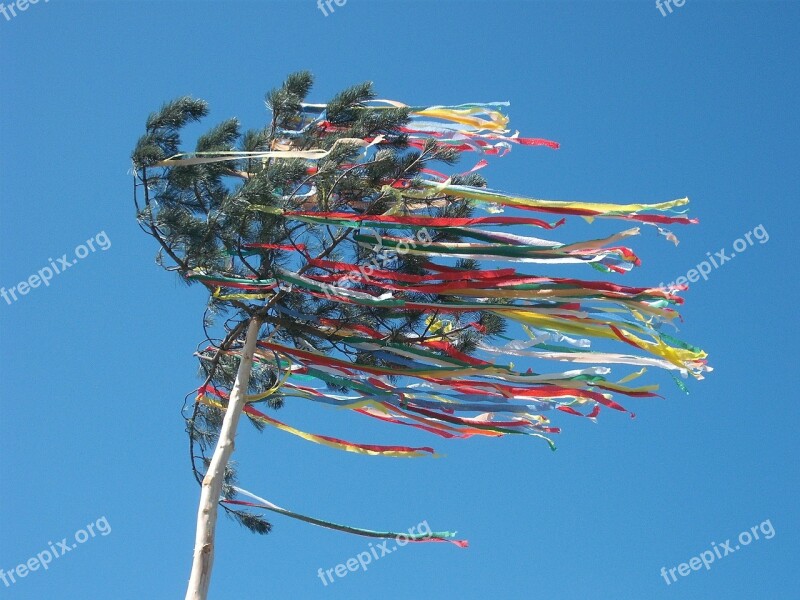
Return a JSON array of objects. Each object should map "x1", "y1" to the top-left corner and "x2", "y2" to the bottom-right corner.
[{"x1": 1, "y1": 1, "x2": 798, "y2": 599}]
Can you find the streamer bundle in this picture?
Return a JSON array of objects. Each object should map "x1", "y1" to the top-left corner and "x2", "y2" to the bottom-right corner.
[{"x1": 150, "y1": 93, "x2": 709, "y2": 541}]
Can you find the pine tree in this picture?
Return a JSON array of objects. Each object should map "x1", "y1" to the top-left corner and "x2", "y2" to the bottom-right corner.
[{"x1": 132, "y1": 72, "x2": 707, "y2": 600}]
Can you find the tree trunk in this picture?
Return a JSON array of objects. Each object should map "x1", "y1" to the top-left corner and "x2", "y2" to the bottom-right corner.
[{"x1": 185, "y1": 317, "x2": 262, "y2": 600}]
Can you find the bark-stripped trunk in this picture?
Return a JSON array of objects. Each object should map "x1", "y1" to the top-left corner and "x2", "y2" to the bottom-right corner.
[{"x1": 185, "y1": 317, "x2": 262, "y2": 600}]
